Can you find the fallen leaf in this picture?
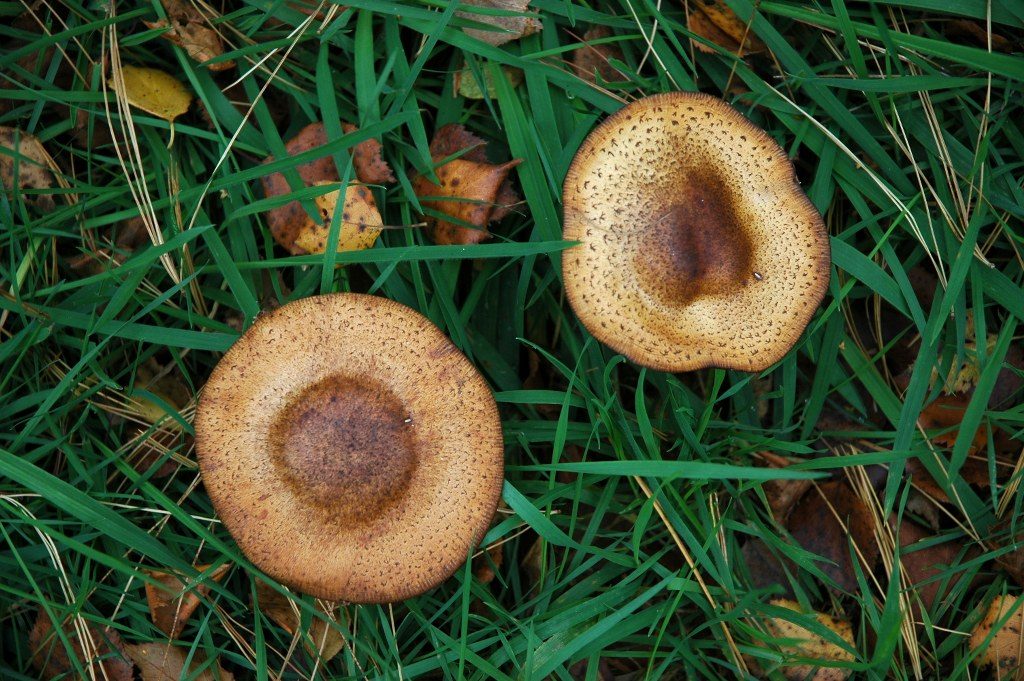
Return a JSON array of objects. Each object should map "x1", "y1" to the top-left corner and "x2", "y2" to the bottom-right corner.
[
  {"x1": 113, "y1": 65, "x2": 192, "y2": 121},
  {"x1": 29, "y1": 608, "x2": 134, "y2": 681},
  {"x1": 125, "y1": 357, "x2": 194, "y2": 478},
  {"x1": 686, "y1": 0, "x2": 766, "y2": 56},
  {"x1": 748, "y1": 599, "x2": 855, "y2": 681},
  {"x1": 0, "y1": 126, "x2": 56, "y2": 210},
  {"x1": 66, "y1": 216, "x2": 151, "y2": 277},
  {"x1": 990, "y1": 518, "x2": 1024, "y2": 588},
  {"x1": 758, "y1": 452, "x2": 812, "y2": 524},
  {"x1": 290, "y1": 182, "x2": 384, "y2": 255},
  {"x1": 786, "y1": 482, "x2": 879, "y2": 593},
  {"x1": 945, "y1": 19, "x2": 1017, "y2": 53},
  {"x1": 132, "y1": 357, "x2": 191, "y2": 429},
  {"x1": 127, "y1": 642, "x2": 235, "y2": 681},
  {"x1": 144, "y1": 0, "x2": 235, "y2": 71},
  {"x1": 522, "y1": 535, "x2": 545, "y2": 585},
  {"x1": 740, "y1": 538, "x2": 796, "y2": 599},
  {"x1": 342, "y1": 122, "x2": 396, "y2": 185},
  {"x1": 412, "y1": 123, "x2": 521, "y2": 245},
  {"x1": 454, "y1": 63, "x2": 524, "y2": 99},
  {"x1": 458, "y1": 0, "x2": 541, "y2": 46},
  {"x1": 255, "y1": 580, "x2": 345, "y2": 663},
  {"x1": 260, "y1": 122, "x2": 392, "y2": 254},
  {"x1": 146, "y1": 563, "x2": 230, "y2": 638},
  {"x1": 970, "y1": 595, "x2": 1024, "y2": 678},
  {"x1": 571, "y1": 25, "x2": 625, "y2": 84},
  {"x1": 894, "y1": 518, "x2": 978, "y2": 620},
  {"x1": 473, "y1": 542, "x2": 503, "y2": 585}
]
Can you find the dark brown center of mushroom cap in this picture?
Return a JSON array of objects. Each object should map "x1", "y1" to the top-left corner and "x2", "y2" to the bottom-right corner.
[
  {"x1": 269, "y1": 373, "x2": 417, "y2": 522},
  {"x1": 633, "y1": 173, "x2": 755, "y2": 307}
]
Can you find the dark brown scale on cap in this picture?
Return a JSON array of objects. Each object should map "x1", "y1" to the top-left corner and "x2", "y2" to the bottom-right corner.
[
  {"x1": 195, "y1": 294, "x2": 504, "y2": 602},
  {"x1": 562, "y1": 92, "x2": 830, "y2": 372}
]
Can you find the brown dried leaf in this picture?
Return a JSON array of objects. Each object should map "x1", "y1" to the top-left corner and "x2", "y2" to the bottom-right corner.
[
  {"x1": 146, "y1": 563, "x2": 230, "y2": 638},
  {"x1": 341, "y1": 122, "x2": 396, "y2": 185},
  {"x1": 29, "y1": 608, "x2": 134, "y2": 681},
  {"x1": 945, "y1": 19, "x2": 1016, "y2": 53},
  {"x1": 0, "y1": 126, "x2": 56, "y2": 210},
  {"x1": 113, "y1": 65, "x2": 192, "y2": 122},
  {"x1": 740, "y1": 538, "x2": 796, "y2": 599},
  {"x1": 686, "y1": 0, "x2": 766, "y2": 56},
  {"x1": 133, "y1": 357, "x2": 192, "y2": 428},
  {"x1": 758, "y1": 452, "x2": 812, "y2": 524},
  {"x1": 458, "y1": 0, "x2": 541, "y2": 46},
  {"x1": 748, "y1": 599, "x2": 855, "y2": 680},
  {"x1": 894, "y1": 518, "x2": 975, "y2": 619},
  {"x1": 128, "y1": 642, "x2": 235, "y2": 681},
  {"x1": 473, "y1": 543, "x2": 504, "y2": 585},
  {"x1": 970, "y1": 595, "x2": 1024, "y2": 678},
  {"x1": 786, "y1": 482, "x2": 879, "y2": 593},
  {"x1": 255, "y1": 580, "x2": 345, "y2": 663},
  {"x1": 144, "y1": 0, "x2": 234, "y2": 70},
  {"x1": 413, "y1": 124, "x2": 521, "y2": 246},
  {"x1": 571, "y1": 25, "x2": 625, "y2": 84},
  {"x1": 990, "y1": 518, "x2": 1024, "y2": 587}
]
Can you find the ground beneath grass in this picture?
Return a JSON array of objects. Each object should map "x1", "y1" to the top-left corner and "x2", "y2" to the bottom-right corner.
[{"x1": 2, "y1": 0, "x2": 1024, "y2": 679}]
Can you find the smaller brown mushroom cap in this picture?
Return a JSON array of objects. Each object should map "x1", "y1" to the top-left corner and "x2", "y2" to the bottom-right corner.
[
  {"x1": 562, "y1": 92, "x2": 830, "y2": 372},
  {"x1": 195, "y1": 294, "x2": 504, "y2": 603}
]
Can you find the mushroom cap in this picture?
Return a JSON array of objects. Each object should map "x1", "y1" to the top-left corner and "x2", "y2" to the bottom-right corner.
[
  {"x1": 195, "y1": 293, "x2": 504, "y2": 603},
  {"x1": 562, "y1": 92, "x2": 830, "y2": 372}
]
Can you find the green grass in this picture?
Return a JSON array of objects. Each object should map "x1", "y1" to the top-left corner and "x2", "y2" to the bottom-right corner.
[{"x1": 2, "y1": 0, "x2": 1024, "y2": 678}]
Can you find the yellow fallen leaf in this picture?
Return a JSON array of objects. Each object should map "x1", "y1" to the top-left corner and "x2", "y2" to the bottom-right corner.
[
  {"x1": 291, "y1": 181, "x2": 383, "y2": 255},
  {"x1": 127, "y1": 643, "x2": 235, "y2": 681},
  {"x1": 748, "y1": 599, "x2": 855, "y2": 680},
  {"x1": 970, "y1": 595, "x2": 1024, "y2": 677},
  {"x1": 112, "y1": 65, "x2": 192, "y2": 121}
]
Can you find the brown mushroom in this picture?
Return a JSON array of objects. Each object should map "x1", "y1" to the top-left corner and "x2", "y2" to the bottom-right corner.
[
  {"x1": 562, "y1": 92, "x2": 829, "y2": 372},
  {"x1": 194, "y1": 293, "x2": 504, "y2": 603}
]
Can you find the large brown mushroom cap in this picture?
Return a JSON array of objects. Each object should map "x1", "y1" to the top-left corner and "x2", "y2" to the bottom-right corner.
[
  {"x1": 562, "y1": 92, "x2": 830, "y2": 372},
  {"x1": 195, "y1": 294, "x2": 504, "y2": 603}
]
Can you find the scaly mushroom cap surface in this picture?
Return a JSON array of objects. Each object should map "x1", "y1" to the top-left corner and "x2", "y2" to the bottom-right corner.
[
  {"x1": 195, "y1": 294, "x2": 504, "y2": 603},
  {"x1": 563, "y1": 92, "x2": 829, "y2": 372}
]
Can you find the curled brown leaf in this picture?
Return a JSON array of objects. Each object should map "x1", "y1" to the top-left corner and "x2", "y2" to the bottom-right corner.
[
  {"x1": 29, "y1": 608, "x2": 134, "y2": 681},
  {"x1": 145, "y1": 0, "x2": 235, "y2": 71},
  {"x1": 145, "y1": 563, "x2": 230, "y2": 638},
  {"x1": 412, "y1": 123, "x2": 521, "y2": 246}
]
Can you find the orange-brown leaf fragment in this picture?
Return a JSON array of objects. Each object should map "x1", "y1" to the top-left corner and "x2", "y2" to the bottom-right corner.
[
  {"x1": 29, "y1": 608, "x2": 134, "y2": 681},
  {"x1": 413, "y1": 124, "x2": 521, "y2": 245},
  {"x1": 458, "y1": 0, "x2": 541, "y2": 46},
  {"x1": 342, "y1": 123, "x2": 396, "y2": 185},
  {"x1": 255, "y1": 580, "x2": 344, "y2": 663},
  {"x1": 127, "y1": 642, "x2": 235, "y2": 681},
  {"x1": 748, "y1": 599, "x2": 855, "y2": 680},
  {"x1": 145, "y1": 0, "x2": 234, "y2": 71},
  {"x1": 291, "y1": 181, "x2": 383, "y2": 255},
  {"x1": 686, "y1": 0, "x2": 766, "y2": 56},
  {"x1": 894, "y1": 517, "x2": 977, "y2": 620},
  {"x1": 758, "y1": 451, "x2": 812, "y2": 523},
  {"x1": 786, "y1": 481, "x2": 879, "y2": 593},
  {"x1": 146, "y1": 563, "x2": 230, "y2": 638},
  {"x1": 571, "y1": 25, "x2": 625, "y2": 84},
  {"x1": 0, "y1": 126, "x2": 56, "y2": 210},
  {"x1": 970, "y1": 595, "x2": 1024, "y2": 677}
]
